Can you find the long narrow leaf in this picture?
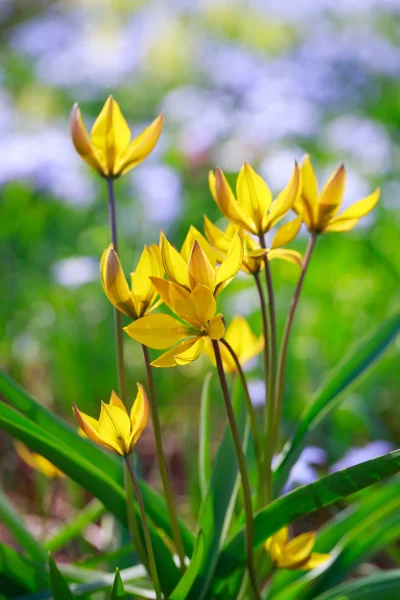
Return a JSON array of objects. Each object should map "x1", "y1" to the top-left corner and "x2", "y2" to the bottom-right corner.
[
  {"x1": 312, "y1": 570, "x2": 400, "y2": 600},
  {"x1": 0, "y1": 544, "x2": 49, "y2": 594},
  {"x1": 0, "y1": 488, "x2": 47, "y2": 562},
  {"x1": 170, "y1": 530, "x2": 205, "y2": 600},
  {"x1": 274, "y1": 313, "x2": 400, "y2": 493},
  {"x1": 49, "y1": 556, "x2": 74, "y2": 599},
  {"x1": 45, "y1": 499, "x2": 106, "y2": 553},
  {"x1": 111, "y1": 569, "x2": 126, "y2": 600},
  {"x1": 216, "y1": 449, "x2": 400, "y2": 578}
]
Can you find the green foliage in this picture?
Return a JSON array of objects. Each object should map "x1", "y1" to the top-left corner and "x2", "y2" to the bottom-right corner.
[
  {"x1": 111, "y1": 569, "x2": 126, "y2": 600},
  {"x1": 49, "y1": 555, "x2": 74, "y2": 599}
]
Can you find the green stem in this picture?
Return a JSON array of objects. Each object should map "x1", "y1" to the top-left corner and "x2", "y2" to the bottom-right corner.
[
  {"x1": 141, "y1": 345, "x2": 186, "y2": 573},
  {"x1": 212, "y1": 340, "x2": 262, "y2": 600},
  {"x1": 106, "y1": 177, "x2": 127, "y2": 406},
  {"x1": 124, "y1": 463, "x2": 149, "y2": 571},
  {"x1": 259, "y1": 237, "x2": 278, "y2": 504},
  {"x1": 124, "y1": 456, "x2": 161, "y2": 600},
  {"x1": 220, "y1": 338, "x2": 264, "y2": 509},
  {"x1": 273, "y1": 234, "x2": 317, "y2": 453}
]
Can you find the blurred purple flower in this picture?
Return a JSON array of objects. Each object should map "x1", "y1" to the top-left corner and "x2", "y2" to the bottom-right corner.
[
  {"x1": 330, "y1": 441, "x2": 395, "y2": 473},
  {"x1": 279, "y1": 446, "x2": 327, "y2": 492}
]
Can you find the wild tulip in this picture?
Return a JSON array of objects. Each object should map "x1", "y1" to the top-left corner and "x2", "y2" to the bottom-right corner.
[
  {"x1": 295, "y1": 154, "x2": 380, "y2": 234},
  {"x1": 14, "y1": 441, "x2": 64, "y2": 479},
  {"x1": 264, "y1": 526, "x2": 330, "y2": 570},
  {"x1": 73, "y1": 386, "x2": 149, "y2": 456},
  {"x1": 209, "y1": 161, "x2": 300, "y2": 237},
  {"x1": 69, "y1": 95, "x2": 163, "y2": 178},
  {"x1": 204, "y1": 216, "x2": 303, "y2": 274},
  {"x1": 100, "y1": 243, "x2": 164, "y2": 319}
]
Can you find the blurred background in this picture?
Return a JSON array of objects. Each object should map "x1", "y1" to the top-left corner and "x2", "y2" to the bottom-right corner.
[{"x1": 0, "y1": 0, "x2": 399, "y2": 540}]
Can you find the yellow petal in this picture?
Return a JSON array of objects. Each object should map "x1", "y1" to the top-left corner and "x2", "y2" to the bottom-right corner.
[
  {"x1": 131, "y1": 245, "x2": 163, "y2": 317},
  {"x1": 69, "y1": 103, "x2": 105, "y2": 176},
  {"x1": 208, "y1": 170, "x2": 217, "y2": 201},
  {"x1": 124, "y1": 313, "x2": 193, "y2": 349},
  {"x1": 116, "y1": 113, "x2": 164, "y2": 176},
  {"x1": 150, "y1": 277, "x2": 200, "y2": 326},
  {"x1": 73, "y1": 405, "x2": 113, "y2": 451},
  {"x1": 203, "y1": 215, "x2": 232, "y2": 260},
  {"x1": 160, "y1": 232, "x2": 190, "y2": 288},
  {"x1": 188, "y1": 241, "x2": 216, "y2": 292},
  {"x1": 100, "y1": 245, "x2": 136, "y2": 318},
  {"x1": 207, "y1": 314, "x2": 225, "y2": 340},
  {"x1": 14, "y1": 442, "x2": 64, "y2": 479},
  {"x1": 322, "y1": 188, "x2": 380, "y2": 233},
  {"x1": 129, "y1": 383, "x2": 149, "y2": 450},
  {"x1": 298, "y1": 154, "x2": 319, "y2": 228},
  {"x1": 265, "y1": 527, "x2": 289, "y2": 553},
  {"x1": 181, "y1": 225, "x2": 217, "y2": 267},
  {"x1": 269, "y1": 539, "x2": 284, "y2": 564},
  {"x1": 317, "y1": 164, "x2": 346, "y2": 227},
  {"x1": 190, "y1": 284, "x2": 217, "y2": 325},
  {"x1": 215, "y1": 169, "x2": 255, "y2": 233},
  {"x1": 265, "y1": 162, "x2": 300, "y2": 230},
  {"x1": 283, "y1": 532, "x2": 316, "y2": 567},
  {"x1": 268, "y1": 248, "x2": 303, "y2": 268},
  {"x1": 175, "y1": 336, "x2": 205, "y2": 365},
  {"x1": 215, "y1": 234, "x2": 243, "y2": 292},
  {"x1": 91, "y1": 95, "x2": 131, "y2": 176},
  {"x1": 98, "y1": 402, "x2": 131, "y2": 456},
  {"x1": 300, "y1": 552, "x2": 330, "y2": 570},
  {"x1": 271, "y1": 214, "x2": 303, "y2": 249},
  {"x1": 151, "y1": 337, "x2": 199, "y2": 368},
  {"x1": 109, "y1": 390, "x2": 127, "y2": 413},
  {"x1": 225, "y1": 316, "x2": 264, "y2": 367},
  {"x1": 236, "y1": 163, "x2": 272, "y2": 233}
]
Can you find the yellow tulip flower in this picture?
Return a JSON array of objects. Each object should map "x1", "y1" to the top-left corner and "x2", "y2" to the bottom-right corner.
[
  {"x1": 209, "y1": 161, "x2": 300, "y2": 237},
  {"x1": 265, "y1": 527, "x2": 330, "y2": 570},
  {"x1": 73, "y1": 385, "x2": 149, "y2": 456},
  {"x1": 69, "y1": 95, "x2": 163, "y2": 178},
  {"x1": 295, "y1": 154, "x2": 380, "y2": 234},
  {"x1": 204, "y1": 216, "x2": 303, "y2": 275},
  {"x1": 159, "y1": 228, "x2": 244, "y2": 296},
  {"x1": 100, "y1": 243, "x2": 164, "y2": 319},
  {"x1": 124, "y1": 232, "x2": 243, "y2": 367},
  {"x1": 14, "y1": 441, "x2": 64, "y2": 479},
  {"x1": 204, "y1": 316, "x2": 264, "y2": 373}
]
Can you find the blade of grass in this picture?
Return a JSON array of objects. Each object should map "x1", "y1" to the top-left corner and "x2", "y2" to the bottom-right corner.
[{"x1": 199, "y1": 373, "x2": 212, "y2": 502}]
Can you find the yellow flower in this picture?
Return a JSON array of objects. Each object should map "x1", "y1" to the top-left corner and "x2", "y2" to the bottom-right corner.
[
  {"x1": 209, "y1": 162, "x2": 300, "y2": 236},
  {"x1": 100, "y1": 243, "x2": 164, "y2": 319},
  {"x1": 73, "y1": 386, "x2": 149, "y2": 456},
  {"x1": 159, "y1": 227, "x2": 244, "y2": 296},
  {"x1": 204, "y1": 216, "x2": 303, "y2": 275},
  {"x1": 295, "y1": 154, "x2": 380, "y2": 234},
  {"x1": 123, "y1": 231, "x2": 243, "y2": 368},
  {"x1": 204, "y1": 316, "x2": 264, "y2": 373},
  {"x1": 14, "y1": 441, "x2": 64, "y2": 479},
  {"x1": 69, "y1": 95, "x2": 163, "y2": 178},
  {"x1": 124, "y1": 284, "x2": 226, "y2": 368},
  {"x1": 264, "y1": 527, "x2": 330, "y2": 571}
]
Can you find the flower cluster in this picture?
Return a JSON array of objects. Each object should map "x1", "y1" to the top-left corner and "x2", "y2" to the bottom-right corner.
[{"x1": 68, "y1": 96, "x2": 379, "y2": 586}]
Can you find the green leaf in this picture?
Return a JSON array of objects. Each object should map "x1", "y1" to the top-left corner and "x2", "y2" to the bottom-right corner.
[
  {"x1": 49, "y1": 555, "x2": 74, "y2": 599},
  {"x1": 187, "y1": 378, "x2": 250, "y2": 600},
  {"x1": 0, "y1": 544, "x2": 49, "y2": 594},
  {"x1": 0, "y1": 488, "x2": 47, "y2": 562},
  {"x1": 199, "y1": 372, "x2": 213, "y2": 501},
  {"x1": 111, "y1": 569, "x2": 126, "y2": 600},
  {"x1": 312, "y1": 570, "x2": 400, "y2": 600},
  {"x1": 216, "y1": 449, "x2": 400, "y2": 578},
  {"x1": 0, "y1": 371, "x2": 194, "y2": 557},
  {"x1": 45, "y1": 499, "x2": 106, "y2": 553},
  {"x1": 170, "y1": 530, "x2": 205, "y2": 600},
  {"x1": 274, "y1": 312, "x2": 400, "y2": 493},
  {"x1": 0, "y1": 402, "x2": 180, "y2": 596}
]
